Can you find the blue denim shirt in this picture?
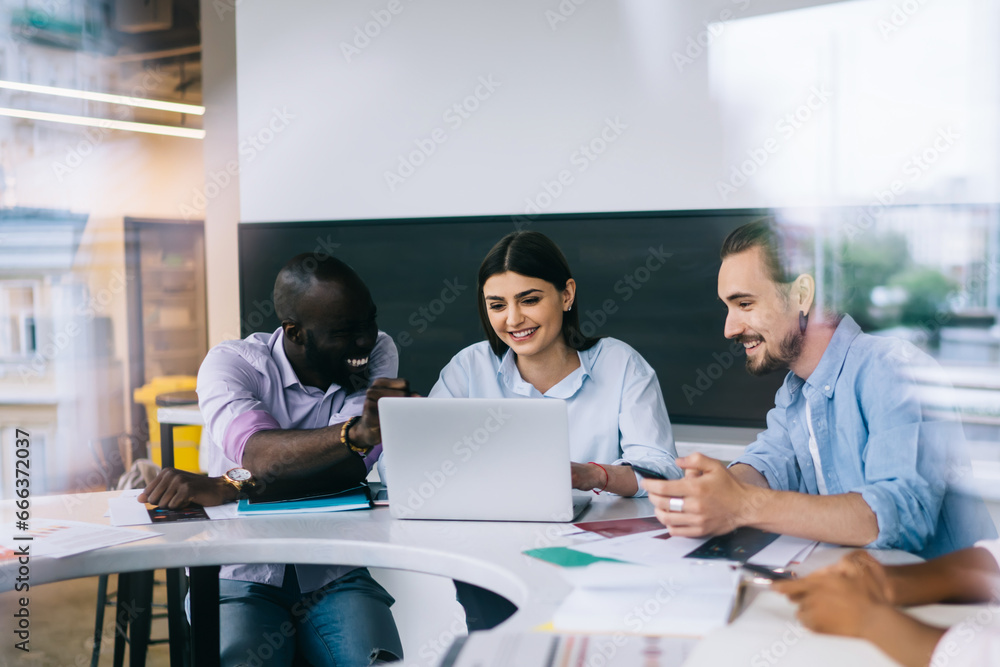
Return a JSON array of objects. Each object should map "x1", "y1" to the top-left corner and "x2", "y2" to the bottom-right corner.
[{"x1": 733, "y1": 315, "x2": 995, "y2": 559}]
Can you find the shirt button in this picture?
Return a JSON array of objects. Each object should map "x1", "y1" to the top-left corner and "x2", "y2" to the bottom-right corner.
[{"x1": 824, "y1": 385, "x2": 830, "y2": 391}]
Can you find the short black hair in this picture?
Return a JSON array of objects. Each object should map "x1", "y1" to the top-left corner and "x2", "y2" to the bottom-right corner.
[
  {"x1": 273, "y1": 253, "x2": 364, "y2": 322},
  {"x1": 720, "y1": 218, "x2": 794, "y2": 284},
  {"x1": 477, "y1": 231, "x2": 600, "y2": 357}
]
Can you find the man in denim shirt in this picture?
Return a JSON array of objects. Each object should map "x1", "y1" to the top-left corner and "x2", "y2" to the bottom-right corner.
[{"x1": 645, "y1": 221, "x2": 995, "y2": 559}]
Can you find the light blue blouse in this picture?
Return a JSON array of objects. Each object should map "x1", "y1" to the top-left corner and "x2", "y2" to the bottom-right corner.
[{"x1": 428, "y1": 337, "x2": 682, "y2": 495}]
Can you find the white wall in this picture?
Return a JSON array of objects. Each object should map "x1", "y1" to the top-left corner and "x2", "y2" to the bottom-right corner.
[{"x1": 233, "y1": 0, "x2": 999, "y2": 224}]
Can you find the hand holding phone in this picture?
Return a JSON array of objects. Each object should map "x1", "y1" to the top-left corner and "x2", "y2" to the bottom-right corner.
[{"x1": 629, "y1": 464, "x2": 668, "y2": 480}]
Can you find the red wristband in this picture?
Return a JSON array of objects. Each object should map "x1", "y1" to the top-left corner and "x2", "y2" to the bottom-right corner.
[{"x1": 588, "y1": 462, "x2": 610, "y2": 494}]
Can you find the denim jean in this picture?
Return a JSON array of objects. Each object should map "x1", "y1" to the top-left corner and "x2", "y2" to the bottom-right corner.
[{"x1": 218, "y1": 566, "x2": 403, "y2": 667}]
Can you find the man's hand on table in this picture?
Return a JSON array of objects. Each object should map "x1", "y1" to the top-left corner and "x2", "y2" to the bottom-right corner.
[{"x1": 138, "y1": 468, "x2": 238, "y2": 509}]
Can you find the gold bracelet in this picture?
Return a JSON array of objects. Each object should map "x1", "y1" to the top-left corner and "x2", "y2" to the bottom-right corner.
[{"x1": 341, "y1": 416, "x2": 373, "y2": 455}]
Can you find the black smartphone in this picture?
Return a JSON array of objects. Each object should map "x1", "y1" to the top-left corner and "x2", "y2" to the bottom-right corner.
[
  {"x1": 629, "y1": 464, "x2": 668, "y2": 480},
  {"x1": 742, "y1": 562, "x2": 795, "y2": 581}
]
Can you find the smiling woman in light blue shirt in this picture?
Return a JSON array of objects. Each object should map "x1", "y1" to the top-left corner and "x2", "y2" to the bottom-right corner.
[
  {"x1": 431, "y1": 230, "x2": 681, "y2": 632},
  {"x1": 429, "y1": 231, "x2": 681, "y2": 497}
]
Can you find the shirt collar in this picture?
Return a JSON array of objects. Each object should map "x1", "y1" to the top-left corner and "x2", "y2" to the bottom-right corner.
[
  {"x1": 496, "y1": 345, "x2": 593, "y2": 398},
  {"x1": 795, "y1": 315, "x2": 861, "y2": 399},
  {"x1": 269, "y1": 327, "x2": 342, "y2": 396}
]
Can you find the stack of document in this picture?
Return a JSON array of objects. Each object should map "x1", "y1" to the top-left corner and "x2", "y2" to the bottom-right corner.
[
  {"x1": 237, "y1": 483, "x2": 372, "y2": 515},
  {"x1": 552, "y1": 561, "x2": 742, "y2": 637}
]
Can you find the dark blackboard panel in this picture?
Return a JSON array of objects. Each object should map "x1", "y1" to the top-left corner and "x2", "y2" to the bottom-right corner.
[{"x1": 238, "y1": 210, "x2": 785, "y2": 428}]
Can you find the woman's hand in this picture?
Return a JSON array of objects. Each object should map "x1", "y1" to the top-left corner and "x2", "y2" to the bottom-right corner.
[
  {"x1": 570, "y1": 462, "x2": 639, "y2": 496},
  {"x1": 571, "y1": 462, "x2": 607, "y2": 492}
]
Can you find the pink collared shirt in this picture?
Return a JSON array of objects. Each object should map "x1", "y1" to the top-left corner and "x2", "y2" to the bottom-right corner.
[{"x1": 197, "y1": 327, "x2": 398, "y2": 592}]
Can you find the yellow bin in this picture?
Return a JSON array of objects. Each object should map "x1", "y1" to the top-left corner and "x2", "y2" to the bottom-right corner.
[{"x1": 133, "y1": 375, "x2": 202, "y2": 471}]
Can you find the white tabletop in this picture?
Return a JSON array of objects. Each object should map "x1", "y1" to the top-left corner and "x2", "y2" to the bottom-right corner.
[{"x1": 2, "y1": 492, "x2": 993, "y2": 666}]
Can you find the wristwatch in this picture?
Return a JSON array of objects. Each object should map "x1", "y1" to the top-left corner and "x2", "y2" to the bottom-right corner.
[{"x1": 222, "y1": 467, "x2": 255, "y2": 496}]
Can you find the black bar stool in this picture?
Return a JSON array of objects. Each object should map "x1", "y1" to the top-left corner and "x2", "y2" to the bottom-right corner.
[{"x1": 154, "y1": 390, "x2": 202, "y2": 667}]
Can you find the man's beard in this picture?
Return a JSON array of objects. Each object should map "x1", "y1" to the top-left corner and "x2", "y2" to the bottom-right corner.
[{"x1": 743, "y1": 329, "x2": 804, "y2": 376}]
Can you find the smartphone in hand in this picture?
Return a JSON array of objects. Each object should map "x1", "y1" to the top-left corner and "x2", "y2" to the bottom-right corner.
[
  {"x1": 742, "y1": 562, "x2": 795, "y2": 581},
  {"x1": 629, "y1": 464, "x2": 668, "y2": 480}
]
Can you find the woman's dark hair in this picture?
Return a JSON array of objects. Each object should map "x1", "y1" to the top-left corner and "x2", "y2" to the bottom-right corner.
[{"x1": 477, "y1": 231, "x2": 601, "y2": 357}]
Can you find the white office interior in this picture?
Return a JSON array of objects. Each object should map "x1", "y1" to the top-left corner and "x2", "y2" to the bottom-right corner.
[{"x1": 2, "y1": 0, "x2": 1000, "y2": 664}]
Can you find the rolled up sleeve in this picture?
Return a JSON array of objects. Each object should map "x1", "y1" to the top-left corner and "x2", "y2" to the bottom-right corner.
[
  {"x1": 615, "y1": 355, "x2": 681, "y2": 493},
  {"x1": 853, "y1": 389, "x2": 947, "y2": 552},
  {"x1": 197, "y1": 348, "x2": 276, "y2": 466}
]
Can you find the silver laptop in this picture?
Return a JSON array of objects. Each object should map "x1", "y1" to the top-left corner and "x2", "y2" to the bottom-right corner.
[{"x1": 378, "y1": 397, "x2": 591, "y2": 522}]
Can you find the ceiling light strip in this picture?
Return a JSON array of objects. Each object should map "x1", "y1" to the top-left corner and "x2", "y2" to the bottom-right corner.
[
  {"x1": 0, "y1": 107, "x2": 205, "y2": 139},
  {"x1": 0, "y1": 80, "x2": 205, "y2": 115}
]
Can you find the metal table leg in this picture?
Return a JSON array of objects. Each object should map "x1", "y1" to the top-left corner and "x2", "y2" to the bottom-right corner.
[{"x1": 188, "y1": 565, "x2": 220, "y2": 667}]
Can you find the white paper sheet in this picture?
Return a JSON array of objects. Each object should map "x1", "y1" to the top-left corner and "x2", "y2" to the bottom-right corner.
[
  {"x1": 570, "y1": 530, "x2": 710, "y2": 565},
  {"x1": 1, "y1": 519, "x2": 158, "y2": 559},
  {"x1": 108, "y1": 489, "x2": 238, "y2": 526},
  {"x1": 445, "y1": 633, "x2": 698, "y2": 667},
  {"x1": 570, "y1": 530, "x2": 817, "y2": 569},
  {"x1": 747, "y1": 535, "x2": 819, "y2": 568},
  {"x1": 553, "y1": 562, "x2": 741, "y2": 637}
]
